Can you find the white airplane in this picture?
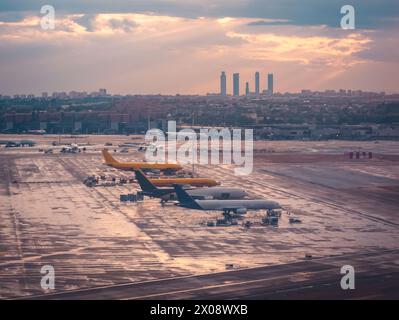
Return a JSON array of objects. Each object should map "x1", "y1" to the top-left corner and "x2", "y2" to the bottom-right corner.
[
  {"x1": 60, "y1": 143, "x2": 86, "y2": 153},
  {"x1": 135, "y1": 169, "x2": 247, "y2": 203},
  {"x1": 138, "y1": 142, "x2": 164, "y2": 152},
  {"x1": 173, "y1": 184, "x2": 281, "y2": 216}
]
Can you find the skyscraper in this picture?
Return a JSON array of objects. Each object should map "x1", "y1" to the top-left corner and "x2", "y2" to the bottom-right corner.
[
  {"x1": 220, "y1": 71, "x2": 227, "y2": 96},
  {"x1": 255, "y1": 72, "x2": 260, "y2": 95},
  {"x1": 245, "y1": 82, "x2": 250, "y2": 96},
  {"x1": 233, "y1": 73, "x2": 240, "y2": 96},
  {"x1": 267, "y1": 73, "x2": 274, "y2": 96}
]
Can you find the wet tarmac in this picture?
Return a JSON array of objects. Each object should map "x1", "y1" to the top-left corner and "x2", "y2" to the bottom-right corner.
[{"x1": 1, "y1": 135, "x2": 399, "y2": 299}]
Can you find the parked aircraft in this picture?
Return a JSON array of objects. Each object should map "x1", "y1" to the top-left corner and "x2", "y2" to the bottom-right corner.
[
  {"x1": 60, "y1": 143, "x2": 86, "y2": 153},
  {"x1": 173, "y1": 184, "x2": 280, "y2": 217},
  {"x1": 135, "y1": 169, "x2": 246, "y2": 202},
  {"x1": 102, "y1": 148, "x2": 182, "y2": 173},
  {"x1": 27, "y1": 129, "x2": 46, "y2": 135},
  {"x1": 144, "y1": 174, "x2": 219, "y2": 188},
  {"x1": 137, "y1": 143, "x2": 164, "y2": 152},
  {"x1": 1, "y1": 140, "x2": 36, "y2": 147}
]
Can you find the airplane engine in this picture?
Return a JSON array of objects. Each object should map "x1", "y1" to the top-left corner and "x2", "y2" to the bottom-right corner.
[{"x1": 235, "y1": 208, "x2": 247, "y2": 215}]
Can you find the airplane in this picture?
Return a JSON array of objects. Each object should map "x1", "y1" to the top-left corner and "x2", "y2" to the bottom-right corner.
[
  {"x1": 173, "y1": 184, "x2": 281, "y2": 217},
  {"x1": 134, "y1": 169, "x2": 247, "y2": 202},
  {"x1": 19, "y1": 140, "x2": 36, "y2": 147},
  {"x1": 28, "y1": 129, "x2": 46, "y2": 135},
  {"x1": 143, "y1": 173, "x2": 219, "y2": 188},
  {"x1": 0, "y1": 140, "x2": 36, "y2": 147},
  {"x1": 60, "y1": 143, "x2": 86, "y2": 153},
  {"x1": 4, "y1": 141, "x2": 21, "y2": 148},
  {"x1": 138, "y1": 142, "x2": 164, "y2": 152},
  {"x1": 102, "y1": 148, "x2": 182, "y2": 174}
]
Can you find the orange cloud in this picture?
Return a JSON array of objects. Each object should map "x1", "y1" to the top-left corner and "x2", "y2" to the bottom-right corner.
[{"x1": 1, "y1": 12, "x2": 396, "y2": 94}]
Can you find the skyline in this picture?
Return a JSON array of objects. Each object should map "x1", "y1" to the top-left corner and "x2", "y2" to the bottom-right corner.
[
  {"x1": 2, "y1": 85, "x2": 392, "y2": 98},
  {"x1": 0, "y1": 1, "x2": 399, "y2": 95},
  {"x1": 222, "y1": 71, "x2": 273, "y2": 96}
]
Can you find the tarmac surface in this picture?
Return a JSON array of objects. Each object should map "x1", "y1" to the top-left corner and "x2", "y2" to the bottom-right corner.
[
  {"x1": 19, "y1": 249, "x2": 399, "y2": 300},
  {"x1": 1, "y1": 135, "x2": 398, "y2": 299}
]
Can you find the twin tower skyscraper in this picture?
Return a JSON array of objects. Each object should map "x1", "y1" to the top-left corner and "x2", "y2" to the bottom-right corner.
[{"x1": 220, "y1": 71, "x2": 274, "y2": 96}]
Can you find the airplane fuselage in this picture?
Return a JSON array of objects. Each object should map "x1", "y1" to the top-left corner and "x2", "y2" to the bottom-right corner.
[
  {"x1": 179, "y1": 199, "x2": 281, "y2": 212},
  {"x1": 159, "y1": 187, "x2": 247, "y2": 201},
  {"x1": 149, "y1": 178, "x2": 219, "y2": 187},
  {"x1": 102, "y1": 149, "x2": 182, "y2": 172},
  {"x1": 106, "y1": 162, "x2": 181, "y2": 173}
]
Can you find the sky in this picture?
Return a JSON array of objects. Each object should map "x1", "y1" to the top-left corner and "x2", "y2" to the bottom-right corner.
[{"x1": 0, "y1": 0, "x2": 398, "y2": 95}]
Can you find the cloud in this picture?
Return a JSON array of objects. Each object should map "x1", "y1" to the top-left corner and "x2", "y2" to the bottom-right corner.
[
  {"x1": 0, "y1": 5, "x2": 398, "y2": 94},
  {"x1": 355, "y1": 27, "x2": 399, "y2": 63},
  {"x1": 0, "y1": 0, "x2": 398, "y2": 29},
  {"x1": 108, "y1": 18, "x2": 137, "y2": 32},
  {"x1": 72, "y1": 14, "x2": 139, "y2": 32},
  {"x1": 247, "y1": 19, "x2": 291, "y2": 26},
  {"x1": 74, "y1": 14, "x2": 97, "y2": 32}
]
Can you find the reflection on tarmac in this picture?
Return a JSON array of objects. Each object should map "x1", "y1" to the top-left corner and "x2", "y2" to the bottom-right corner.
[{"x1": 1, "y1": 135, "x2": 399, "y2": 298}]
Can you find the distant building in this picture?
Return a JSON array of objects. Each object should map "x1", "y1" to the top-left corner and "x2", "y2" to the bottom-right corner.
[
  {"x1": 99, "y1": 88, "x2": 107, "y2": 96},
  {"x1": 220, "y1": 71, "x2": 227, "y2": 96},
  {"x1": 233, "y1": 73, "x2": 240, "y2": 96},
  {"x1": 245, "y1": 82, "x2": 250, "y2": 96},
  {"x1": 69, "y1": 91, "x2": 79, "y2": 99},
  {"x1": 42, "y1": 92, "x2": 48, "y2": 99},
  {"x1": 255, "y1": 72, "x2": 260, "y2": 95},
  {"x1": 267, "y1": 73, "x2": 274, "y2": 95},
  {"x1": 52, "y1": 92, "x2": 67, "y2": 99},
  {"x1": 90, "y1": 91, "x2": 100, "y2": 97}
]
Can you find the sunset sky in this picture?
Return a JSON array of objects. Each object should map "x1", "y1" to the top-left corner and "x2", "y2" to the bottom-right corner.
[{"x1": 0, "y1": 0, "x2": 398, "y2": 95}]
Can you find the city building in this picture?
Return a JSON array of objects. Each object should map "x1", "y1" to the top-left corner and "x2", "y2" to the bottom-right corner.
[
  {"x1": 255, "y1": 72, "x2": 260, "y2": 95},
  {"x1": 220, "y1": 71, "x2": 227, "y2": 96},
  {"x1": 246, "y1": 82, "x2": 250, "y2": 96},
  {"x1": 267, "y1": 73, "x2": 274, "y2": 96},
  {"x1": 233, "y1": 73, "x2": 240, "y2": 96}
]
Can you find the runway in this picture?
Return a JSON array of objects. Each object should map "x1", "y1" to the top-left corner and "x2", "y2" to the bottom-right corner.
[{"x1": 20, "y1": 249, "x2": 399, "y2": 300}]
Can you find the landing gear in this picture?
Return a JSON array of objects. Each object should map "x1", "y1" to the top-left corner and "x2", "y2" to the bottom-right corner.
[
  {"x1": 262, "y1": 209, "x2": 281, "y2": 226},
  {"x1": 223, "y1": 210, "x2": 233, "y2": 221}
]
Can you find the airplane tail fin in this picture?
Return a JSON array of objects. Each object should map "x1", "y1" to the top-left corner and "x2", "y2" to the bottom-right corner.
[
  {"x1": 173, "y1": 184, "x2": 202, "y2": 209},
  {"x1": 102, "y1": 149, "x2": 117, "y2": 164},
  {"x1": 135, "y1": 169, "x2": 158, "y2": 191}
]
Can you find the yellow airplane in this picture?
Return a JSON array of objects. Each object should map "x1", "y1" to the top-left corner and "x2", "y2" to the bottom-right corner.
[{"x1": 102, "y1": 149, "x2": 183, "y2": 173}]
